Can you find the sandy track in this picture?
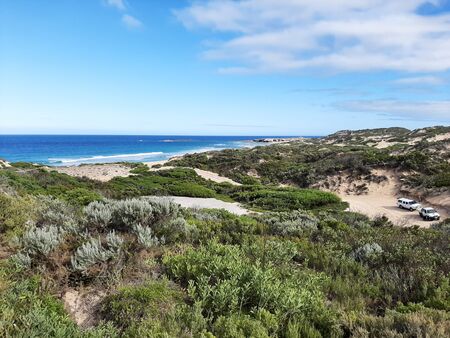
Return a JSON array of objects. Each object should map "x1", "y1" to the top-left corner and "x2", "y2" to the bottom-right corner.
[
  {"x1": 154, "y1": 196, "x2": 251, "y2": 215},
  {"x1": 340, "y1": 194, "x2": 444, "y2": 227},
  {"x1": 332, "y1": 170, "x2": 448, "y2": 228}
]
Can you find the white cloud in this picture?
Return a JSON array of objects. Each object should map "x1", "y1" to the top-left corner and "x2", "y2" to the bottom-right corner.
[
  {"x1": 337, "y1": 100, "x2": 450, "y2": 120},
  {"x1": 175, "y1": 0, "x2": 450, "y2": 74},
  {"x1": 106, "y1": 0, "x2": 126, "y2": 11},
  {"x1": 393, "y1": 76, "x2": 446, "y2": 85},
  {"x1": 122, "y1": 14, "x2": 142, "y2": 29}
]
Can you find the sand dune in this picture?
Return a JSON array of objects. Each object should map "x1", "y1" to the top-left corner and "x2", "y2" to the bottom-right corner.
[{"x1": 50, "y1": 159, "x2": 242, "y2": 187}]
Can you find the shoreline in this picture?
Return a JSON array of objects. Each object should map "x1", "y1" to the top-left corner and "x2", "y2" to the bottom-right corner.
[
  {"x1": 1, "y1": 135, "x2": 317, "y2": 167},
  {"x1": 44, "y1": 140, "x2": 257, "y2": 167}
]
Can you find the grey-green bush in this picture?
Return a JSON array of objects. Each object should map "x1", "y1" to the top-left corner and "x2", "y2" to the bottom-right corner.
[
  {"x1": 352, "y1": 243, "x2": 383, "y2": 263},
  {"x1": 83, "y1": 197, "x2": 180, "y2": 231},
  {"x1": 21, "y1": 225, "x2": 65, "y2": 256},
  {"x1": 10, "y1": 252, "x2": 32, "y2": 270},
  {"x1": 132, "y1": 224, "x2": 162, "y2": 249},
  {"x1": 259, "y1": 210, "x2": 319, "y2": 236},
  {"x1": 37, "y1": 196, "x2": 78, "y2": 228},
  {"x1": 71, "y1": 232, "x2": 123, "y2": 273}
]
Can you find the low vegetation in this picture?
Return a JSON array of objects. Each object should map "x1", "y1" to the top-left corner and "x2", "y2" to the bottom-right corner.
[
  {"x1": 0, "y1": 126, "x2": 449, "y2": 337},
  {"x1": 169, "y1": 126, "x2": 450, "y2": 193}
]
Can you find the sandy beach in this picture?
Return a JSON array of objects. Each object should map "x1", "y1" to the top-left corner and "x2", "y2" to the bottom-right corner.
[{"x1": 52, "y1": 163, "x2": 133, "y2": 182}]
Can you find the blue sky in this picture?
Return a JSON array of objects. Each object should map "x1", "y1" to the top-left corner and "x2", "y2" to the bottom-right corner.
[{"x1": 0, "y1": 0, "x2": 449, "y2": 135}]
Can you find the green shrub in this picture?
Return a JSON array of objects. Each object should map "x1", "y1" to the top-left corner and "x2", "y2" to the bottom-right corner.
[
  {"x1": 213, "y1": 313, "x2": 272, "y2": 338},
  {"x1": 428, "y1": 172, "x2": 450, "y2": 188},
  {"x1": 0, "y1": 169, "x2": 101, "y2": 205},
  {"x1": 188, "y1": 209, "x2": 263, "y2": 243},
  {"x1": 234, "y1": 187, "x2": 343, "y2": 211},
  {"x1": 63, "y1": 188, "x2": 102, "y2": 206},
  {"x1": 164, "y1": 241, "x2": 336, "y2": 335},
  {"x1": 106, "y1": 168, "x2": 218, "y2": 199},
  {"x1": 348, "y1": 308, "x2": 450, "y2": 337},
  {"x1": 0, "y1": 193, "x2": 37, "y2": 235},
  {"x1": 101, "y1": 279, "x2": 183, "y2": 330},
  {"x1": 0, "y1": 276, "x2": 118, "y2": 337},
  {"x1": 258, "y1": 210, "x2": 319, "y2": 236}
]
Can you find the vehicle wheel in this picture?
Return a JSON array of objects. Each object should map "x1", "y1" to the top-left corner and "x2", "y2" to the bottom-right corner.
[{"x1": 409, "y1": 208, "x2": 413, "y2": 212}]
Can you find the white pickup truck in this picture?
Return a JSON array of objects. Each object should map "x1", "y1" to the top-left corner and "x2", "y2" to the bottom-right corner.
[
  {"x1": 397, "y1": 198, "x2": 421, "y2": 211},
  {"x1": 418, "y1": 207, "x2": 440, "y2": 221}
]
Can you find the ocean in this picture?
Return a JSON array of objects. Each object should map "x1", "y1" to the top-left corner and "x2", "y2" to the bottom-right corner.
[{"x1": 0, "y1": 135, "x2": 296, "y2": 166}]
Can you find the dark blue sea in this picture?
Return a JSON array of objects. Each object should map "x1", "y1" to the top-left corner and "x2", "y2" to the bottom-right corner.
[{"x1": 0, "y1": 135, "x2": 308, "y2": 166}]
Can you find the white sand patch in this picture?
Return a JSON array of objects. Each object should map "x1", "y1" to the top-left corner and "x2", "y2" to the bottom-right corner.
[
  {"x1": 63, "y1": 288, "x2": 106, "y2": 328},
  {"x1": 247, "y1": 169, "x2": 260, "y2": 178},
  {"x1": 375, "y1": 140, "x2": 398, "y2": 149},
  {"x1": 0, "y1": 160, "x2": 11, "y2": 168},
  {"x1": 154, "y1": 196, "x2": 251, "y2": 215},
  {"x1": 193, "y1": 168, "x2": 241, "y2": 185},
  {"x1": 429, "y1": 132, "x2": 450, "y2": 142},
  {"x1": 52, "y1": 164, "x2": 132, "y2": 182}
]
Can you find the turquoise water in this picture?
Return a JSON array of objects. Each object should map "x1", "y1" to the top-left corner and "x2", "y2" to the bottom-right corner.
[{"x1": 0, "y1": 135, "x2": 305, "y2": 166}]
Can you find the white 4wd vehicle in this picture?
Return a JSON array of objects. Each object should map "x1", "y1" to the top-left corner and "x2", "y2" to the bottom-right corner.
[
  {"x1": 419, "y1": 207, "x2": 440, "y2": 221},
  {"x1": 397, "y1": 198, "x2": 421, "y2": 211}
]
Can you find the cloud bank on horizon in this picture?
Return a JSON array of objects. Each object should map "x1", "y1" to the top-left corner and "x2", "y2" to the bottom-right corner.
[{"x1": 175, "y1": 0, "x2": 450, "y2": 75}]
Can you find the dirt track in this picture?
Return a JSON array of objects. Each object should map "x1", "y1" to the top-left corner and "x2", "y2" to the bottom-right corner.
[
  {"x1": 335, "y1": 170, "x2": 448, "y2": 228},
  {"x1": 153, "y1": 196, "x2": 251, "y2": 215}
]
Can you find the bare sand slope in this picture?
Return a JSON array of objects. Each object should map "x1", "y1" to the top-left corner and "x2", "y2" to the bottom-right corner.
[
  {"x1": 0, "y1": 160, "x2": 11, "y2": 168},
  {"x1": 145, "y1": 161, "x2": 241, "y2": 186},
  {"x1": 153, "y1": 196, "x2": 250, "y2": 215},
  {"x1": 193, "y1": 168, "x2": 241, "y2": 185},
  {"x1": 52, "y1": 164, "x2": 132, "y2": 182},
  {"x1": 332, "y1": 170, "x2": 448, "y2": 228}
]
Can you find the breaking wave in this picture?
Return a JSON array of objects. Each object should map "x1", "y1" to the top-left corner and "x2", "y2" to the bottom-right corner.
[{"x1": 48, "y1": 152, "x2": 164, "y2": 165}]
